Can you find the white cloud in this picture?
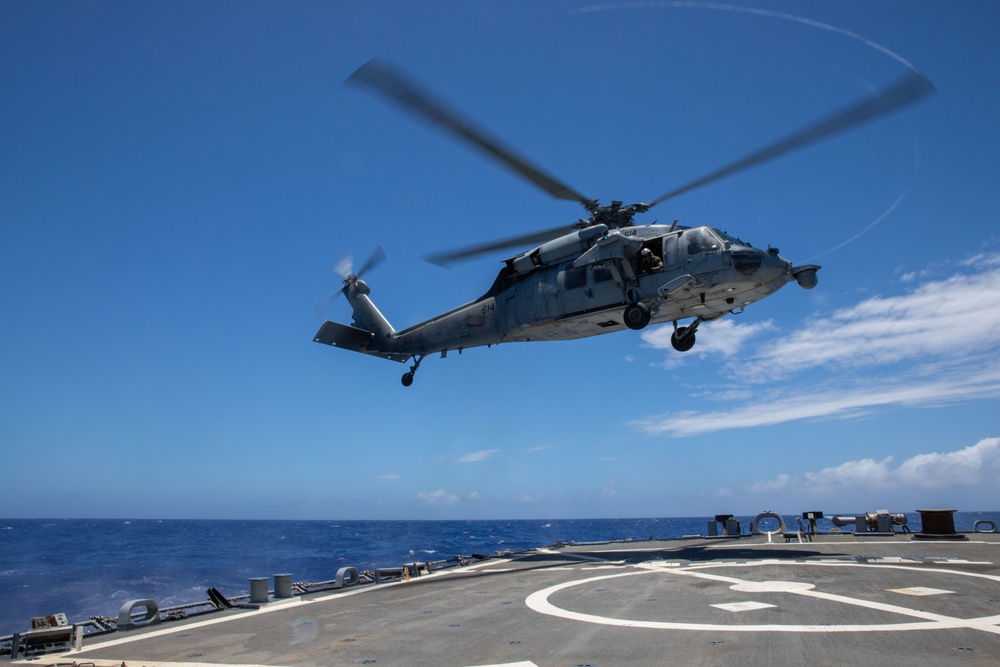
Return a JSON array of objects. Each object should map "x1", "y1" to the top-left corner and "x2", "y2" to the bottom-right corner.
[
  {"x1": 745, "y1": 256, "x2": 1000, "y2": 376},
  {"x1": 601, "y1": 481, "x2": 619, "y2": 499},
  {"x1": 374, "y1": 473, "x2": 400, "y2": 480},
  {"x1": 896, "y1": 438, "x2": 1000, "y2": 488},
  {"x1": 458, "y1": 449, "x2": 500, "y2": 463},
  {"x1": 736, "y1": 439, "x2": 1000, "y2": 499},
  {"x1": 416, "y1": 489, "x2": 459, "y2": 506},
  {"x1": 634, "y1": 363, "x2": 1000, "y2": 437},
  {"x1": 642, "y1": 318, "x2": 776, "y2": 358},
  {"x1": 803, "y1": 457, "x2": 894, "y2": 490},
  {"x1": 745, "y1": 473, "x2": 793, "y2": 493},
  {"x1": 634, "y1": 256, "x2": 1000, "y2": 437}
]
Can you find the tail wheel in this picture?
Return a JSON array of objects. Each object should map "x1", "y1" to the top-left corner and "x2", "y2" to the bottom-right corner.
[
  {"x1": 401, "y1": 372, "x2": 414, "y2": 387},
  {"x1": 624, "y1": 302, "x2": 651, "y2": 330}
]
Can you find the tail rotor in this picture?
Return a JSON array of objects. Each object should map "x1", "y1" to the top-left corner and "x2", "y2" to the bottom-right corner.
[{"x1": 316, "y1": 246, "x2": 386, "y2": 317}]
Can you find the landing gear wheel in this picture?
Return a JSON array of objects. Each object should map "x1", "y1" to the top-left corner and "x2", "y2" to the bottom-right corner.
[
  {"x1": 402, "y1": 355, "x2": 424, "y2": 387},
  {"x1": 624, "y1": 302, "x2": 651, "y2": 330},
  {"x1": 671, "y1": 327, "x2": 696, "y2": 352}
]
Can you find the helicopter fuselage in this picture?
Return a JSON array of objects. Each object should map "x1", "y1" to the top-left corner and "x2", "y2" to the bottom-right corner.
[{"x1": 314, "y1": 224, "x2": 819, "y2": 382}]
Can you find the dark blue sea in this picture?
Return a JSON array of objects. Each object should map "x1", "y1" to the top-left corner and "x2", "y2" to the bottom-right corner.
[{"x1": 2, "y1": 513, "x2": 998, "y2": 638}]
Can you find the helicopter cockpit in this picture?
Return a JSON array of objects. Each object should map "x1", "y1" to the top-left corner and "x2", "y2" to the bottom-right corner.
[{"x1": 683, "y1": 227, "x2": 721, "y2": 255}]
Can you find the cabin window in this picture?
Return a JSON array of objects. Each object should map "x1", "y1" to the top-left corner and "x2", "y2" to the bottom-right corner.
[
  {"x1": 563, "y1": 267, "x2": 587, "y2": 289},
  {"x1": 592, "y1": 266, "x2": 613, "y2": 283}
]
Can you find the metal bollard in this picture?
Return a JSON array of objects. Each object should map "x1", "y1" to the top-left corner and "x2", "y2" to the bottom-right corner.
[
  {"x1": 117, "y1": 599, "x2": 160, "y2": 631},
  {"x1": 274, "y1": 573, "x2": 293, "y2": 599},
  {"x1": 249, "y1": 577, "x2": 270, "y2": 604},
  {"x1": 973, "y1": 519, "x2": 997, "y2": 533},
  {"x1": 336, "y1": 566, "x2": 359, "y2": 587},
  {"x1": 914, "y1": 508, "x2": 967, "y2": 540}
]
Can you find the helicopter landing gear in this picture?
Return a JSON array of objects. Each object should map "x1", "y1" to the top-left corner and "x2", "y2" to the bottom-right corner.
[
  {"x1": 670, "y1": 318, "x2": 702, "y2": 352},
  {"x1": 624, "y1": 302, "x2": 651, "y2": 330},
  {"x1": 401, "y1": 355, "x2": 425, "y2": 387}
]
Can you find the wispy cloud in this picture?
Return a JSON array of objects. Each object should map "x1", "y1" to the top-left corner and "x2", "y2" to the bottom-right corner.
[
  {"x1": 416, "y1": 489, "x2": 487, "y2": 507},
  {"x1": 373, "y1": 473, "x2": 400, "y2": 480},
  {"x1": 458, "y1": 448, "x2": 500, "y2": 463},
  {"x1": 416, "y1": 489, "x2": 459, "y2": 506},
  {"x1": 633, "y1": 255, "x2": 1000, "y2": 437},
  {"x1": 633, "y1": 363, "x2": 1000, "y2": 436},
  {"x1": 742, "y1": 254, "x2": 1000, "y2": 376}
]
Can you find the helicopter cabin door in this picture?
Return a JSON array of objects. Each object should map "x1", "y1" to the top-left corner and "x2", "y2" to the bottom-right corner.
[
  {"x1": 534, "y1": 271, "x2": 561, "y2": 319},
  {"x1": 661, "y1": 233, "x2": 681, "y2": 271}
]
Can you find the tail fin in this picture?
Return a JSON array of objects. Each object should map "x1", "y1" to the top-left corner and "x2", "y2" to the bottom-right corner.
[
  {"x1": 313, "y1": 279, "x2": 407, "y2": 362},
  {"x1": 345, "y1": 279, "x2": 394, "y2": 341}
]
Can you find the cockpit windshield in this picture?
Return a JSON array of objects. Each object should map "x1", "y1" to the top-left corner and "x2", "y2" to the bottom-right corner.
[
  {"x1": 715, "y1": 229, "x2": 751, "y2": 247},
  {"x1": 684, "y1": 227, "x2": 722, "y2": 255}
]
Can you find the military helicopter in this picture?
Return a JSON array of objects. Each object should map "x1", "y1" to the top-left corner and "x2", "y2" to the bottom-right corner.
[{"x1": 315, "y1": 59, "x2": 934, "y2": 386}]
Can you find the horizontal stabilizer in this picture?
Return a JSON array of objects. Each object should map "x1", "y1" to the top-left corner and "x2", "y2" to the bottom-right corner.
[
  {"x1": 314, "y1": 321, "x2": 374, "y2": 352},
  {"x1": 313, "y1": 321, "x2": 408, "y2": 362}
]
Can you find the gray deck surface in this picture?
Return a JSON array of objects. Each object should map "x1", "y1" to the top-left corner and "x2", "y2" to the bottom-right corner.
[{"x1": 18, "y1": 533, "x2": 1000, "y2": 667}]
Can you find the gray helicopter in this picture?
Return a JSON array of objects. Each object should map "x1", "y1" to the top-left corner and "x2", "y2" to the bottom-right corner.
[{"x1": 315, "y1": 59, "x2": 934, "y2": 386}]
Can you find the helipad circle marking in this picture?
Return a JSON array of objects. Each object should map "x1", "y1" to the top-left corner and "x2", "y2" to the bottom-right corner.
[
  {"x1": 525, "y1": 560, "x2": 1000, "y2": 634},
  {"x1": 729, "y1": 580, "x2": 815, "y2": 593}
]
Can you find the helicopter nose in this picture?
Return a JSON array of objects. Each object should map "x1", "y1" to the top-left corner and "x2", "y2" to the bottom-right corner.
[{"x1": 758, "y1": 249, "x2": 794, "y2": 285}]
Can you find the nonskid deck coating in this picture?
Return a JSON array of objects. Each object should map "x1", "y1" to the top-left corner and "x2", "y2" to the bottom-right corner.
[{"x1": 17, "y1": 534, "x2": 1000, "y2": 667}]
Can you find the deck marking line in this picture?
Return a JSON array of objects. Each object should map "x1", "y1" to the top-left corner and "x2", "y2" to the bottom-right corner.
[
  {"x1": 20, "y1": 660, "x2": 288, "y2": 667},
  {"x1": 525, "y1": 560, "x2": 1000, "y2": 634},
  {"x1": 712, "y1": 601, "x2": 777, "y2": 612},
  {"x1": 535, "y1": 549, "x2": 621, "y2": 564},
  {"x1": 887, "y1": 587, "x2": 954, "y2": 596}
]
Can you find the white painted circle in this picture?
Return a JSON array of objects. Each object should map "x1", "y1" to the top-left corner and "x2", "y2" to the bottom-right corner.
[
  {"x1": 729, "y1": 580, "x2": 814, "y2": 593},
  {"x1": 525, "y1": 560, "x2": 1000, "y2": 634}
]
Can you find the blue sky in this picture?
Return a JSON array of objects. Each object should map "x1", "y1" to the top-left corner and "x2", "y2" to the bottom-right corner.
[{"x1": 2, "y1": 1, "x2": 998, "y2": 520}]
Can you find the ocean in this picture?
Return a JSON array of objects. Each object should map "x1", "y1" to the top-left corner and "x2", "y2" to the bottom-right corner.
[{"x1": 2, "y1": 512, "x2": 998, "y2": 638}]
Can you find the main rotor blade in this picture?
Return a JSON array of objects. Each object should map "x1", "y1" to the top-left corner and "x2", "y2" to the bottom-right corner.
[
  {"x1": 347, "y1": 59, "x2": 592, "y2": 205},
  {"x1": 646, "y1": 71, "x2": 936, "y2": 208},
  {"x1": 426, "y1": 223, "x2": 582, "y2": 266}
]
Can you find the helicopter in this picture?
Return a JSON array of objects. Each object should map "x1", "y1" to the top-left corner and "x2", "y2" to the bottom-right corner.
[{"x1": 315, "y1": 59, "x2": 934, "y2": 386}]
